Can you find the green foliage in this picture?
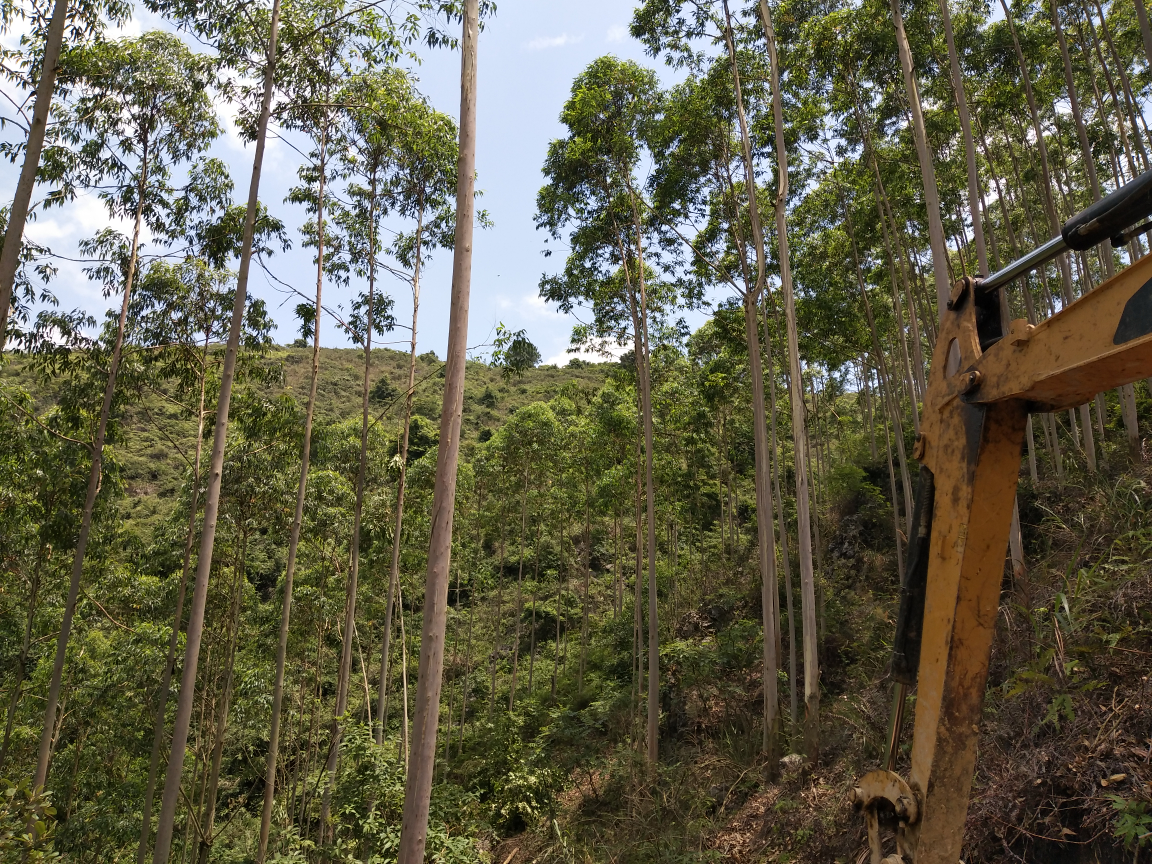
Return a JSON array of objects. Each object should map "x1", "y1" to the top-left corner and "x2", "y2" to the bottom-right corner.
[
  {"x1": 0, "y1": 780, "x2": 60, "y2": 863},
  {"x1": 1110, "y1": 796, "x2": 1152, "y2": 850}
]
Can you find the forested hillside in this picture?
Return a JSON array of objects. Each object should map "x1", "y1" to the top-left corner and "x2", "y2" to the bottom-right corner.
[{"x1": 5, "y1": 0, "x2": 1152, "y2": 861}]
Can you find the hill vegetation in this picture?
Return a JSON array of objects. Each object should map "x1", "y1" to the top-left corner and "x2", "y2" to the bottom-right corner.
[{"x1": 4, "y1": 0, "x2": 1152, "y2": 860}]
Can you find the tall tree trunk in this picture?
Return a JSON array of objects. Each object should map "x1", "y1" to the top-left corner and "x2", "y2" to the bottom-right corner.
[
  {"x1": 763, "y1": 306, "x2": 796, "y2": 724},
  {"x1": 618, "y1": 199, "x2": 660, "y2": 768},
  {"x1": 377, "y1": 209, "x2": 424, "y2": 743},
  {"x1": 508, "y1": 465, "x2": 529, "y2": 709},
  {"x1": 396, "y1": 0, "x2": 478, "y2": 855},
  {"x1": 398, "y1": 581, "x2": 410, "y2": 769},
  {"x1": 256, "y1": 126, "x2": 330, "y2": 863},
  {"x1": 879, "y1": 371, "x2": 906, "y2": 580},
  {"x1": 889, "y1": 0, "x2": 950, "y2": 316},
  {"x1": 1135, "y1": 0, "x2": 1152, "y2": 67},
  {"x1": 152, "y1": 6, "x2": 281, "y2": 858},
  {"x1": 719, "y1": 0, "x2": 782, "y2": 766},
  {"x1": 939, "y1": 0, "x2": 987, "y2": 275},
  {"x1": 196, "y1": 554, "x2": 244, "y2": 864},
  {"x1": 577, "y1": 473, "x2": 591, "y2": 697},
  {"x1": 847, "y1": 213, "x2": 914, "y2": 533},
  {"x1": 759, "y1": 17, "x2": 818, "y2": 759},
  {"x1": 321, "y1": 228, "x2": 378, "y2": 830},
  {"x1": 0, "y1": 0, "x2": 68, "y2": 351},
  {"x1": 488, "y1": 518, "x2": 505, "y2": 715},
  {"x1": 529, "y1": 518, "x2": 542, "y2": 695},
  {"x1": 1088, "y1": 0, "x2": 1150, "y2": 169},
  {"x1": 138, "y1": 334, "x2": 211, "y2": 864},
  {"x1": 458, "y1": 577, "x2": 475, "y2": 756},
  {"x1": 35, "y1": 144, "x2": 150, "y2": 790}
]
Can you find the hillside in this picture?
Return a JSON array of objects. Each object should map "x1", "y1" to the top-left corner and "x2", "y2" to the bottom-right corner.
[
  {"x1": 6, "y1": 341, "x2": 1152, "y2": 863},
  {"x1": 3, "y1": 345, "x2": 611, "y2": 539}
]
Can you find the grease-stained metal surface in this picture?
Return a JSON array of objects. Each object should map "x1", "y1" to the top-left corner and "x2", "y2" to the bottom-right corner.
[
  {"x1": 967, "y1": 252, "x2": 1152, "y2": 410},
  {"x1": 859, "y1": 254, "x2": 1152, "y2": 862}
]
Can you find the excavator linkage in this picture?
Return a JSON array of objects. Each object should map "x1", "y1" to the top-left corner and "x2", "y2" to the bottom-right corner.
[{"x1": 854, "y1": 166, "x2": 1152, "y2": 864}]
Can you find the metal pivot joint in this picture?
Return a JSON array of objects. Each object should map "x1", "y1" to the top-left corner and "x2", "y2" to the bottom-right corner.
[{"x1": 851, "y1": 770, "x2": 920, "y2": 864}]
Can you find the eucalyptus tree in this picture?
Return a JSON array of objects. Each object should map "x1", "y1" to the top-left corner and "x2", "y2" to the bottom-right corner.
[
  {"x1": 886, "y1": 0, "x2": 950, "y2": 317},
  {"x1": 151, "y1": 0, "x2": 284, "y2": 857},
  {"x1": 264, "y1": 0, "x2": 400, "y2": 843},
  {"x1": 397, "y1": 1, "x2": 480, "y2": 858},
  {"x1": 635, "y1": 0, "x2": 792, "y2": 762},
  {"x1": 27, "y1": 31, "x2": 219, "y2": 793},
  {"x1": 131, "y1": 256, "x2": 273, "y2": 864},
  {"x1": 537, "y1": 56, "x2": 673, "y2": 769},
  {"x1": 492, "y1": 400, "x2": 556, "y2": 708},
  {"x1": 0, "y1": 0, "x2": 131, "y2": 350},
  {"x1": 358, "y1": 68, "x2": 460, "y2": 751}
]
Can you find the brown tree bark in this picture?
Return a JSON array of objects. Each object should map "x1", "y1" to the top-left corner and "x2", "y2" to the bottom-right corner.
[
  {"x1": 152, "y1": 5, "x2": 282, "y2": 858},
  {"x1": 36, "y1": 141, "x2": 151, "y2": 791},
  {"x1": 256, "y1": 116, "x2": 331, "y2": 864},
  {"x1": 889, "y1": 0, "x2": 951, "y2": 316},
  {"x1": 396, "y1": 0, "x2": 478, "y2": 854},
  {"x1": 0, "y1": 0, "x2": 68, "y2": 350}
]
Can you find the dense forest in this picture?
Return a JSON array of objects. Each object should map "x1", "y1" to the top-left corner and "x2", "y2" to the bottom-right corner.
[{"x1": 4, "y1": 0, "x2": 1152, "y2": 860}]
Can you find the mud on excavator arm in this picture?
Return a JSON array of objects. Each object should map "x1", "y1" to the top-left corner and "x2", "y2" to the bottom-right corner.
[{"x1": 853, "y1": 167, "x2": 1152, "y2": 864}]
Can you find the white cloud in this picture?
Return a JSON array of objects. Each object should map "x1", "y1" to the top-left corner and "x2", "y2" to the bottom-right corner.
[
  {"x1": 606, "y1": 24, "x2": 628, "y2": 43},
  {"x1": 525, "y1": 33, "x2": 582, "y2": 51},
  {"x1": 544, "y1": 343, "x2": 625, "y2": 368}
]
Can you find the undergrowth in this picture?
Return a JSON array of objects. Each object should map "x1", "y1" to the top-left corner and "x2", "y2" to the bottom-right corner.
[{"x1": 466, "y1": 463, "x2": 1152, "y2": 864}]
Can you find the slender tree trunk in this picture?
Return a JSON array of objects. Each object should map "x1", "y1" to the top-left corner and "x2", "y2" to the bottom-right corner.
[
  {"x1": 398, "y1": 582, "x2": 410, "y2": 769},
  {"x1": 618, "y1": 200, "x2": 660, "y2": 768},
  {"x1": 939, "y1": 0, "x2": 987, "y2": 276},
  {"x1": 35, "y1": 146, "x2": 150, "y2": 790},
  {"x1": 152, "y1": 6, "x2": 281, "y2": 858},
  {"x1": 879, "y1": 374, "x2": 906, "y2": 580},
  {"x1": 458, "y1": 582, "x2": 475, "y2": 757},
  {"x1": 377, "y1": 211, "x2": 424, "y2": 743},
  {"x1": 577, "y1": 474, "x2": 591, "y2": 698},
  {"x1": 847, "y1": 212, "x2": 914, "y2": 532},
  {"x1": 320, "y1": 232, "x2": 377, "y2": 830},
  {"x1": 529, "y1": 518, "x2": 542, "y2": 695},
  {"x1": 396, "y1": 1, "x2": 478, "y2": 855},
  {"x1": 0, "y1": 0, "x2": 68, "y2": 351},
  {"x1": 889, "y1": 0, "x2": 950, "y2": 316},
  {"x1": 508, "y1": 465, "x2": 529, "y2": 709},
  {"x1": 256, "y1": 126, "x2": 330, "y2": 863},
  {"x1": 489, "y1": 518, "x2": 505, "y2": 714},
  {"x1": 1135, "y1": 0, "x2": 1152, "y2": 67},
  {"x1": 138, "y1": 337, "x2": 210, "y2": 864},
  {"x1": 196, "y1": 555, "x2": 244, "y2": 864},
  {"x1": 759, "y1": 26, "x2": 818, "y2": 760},
  {"x1": 764, "y1": 307, "x2": 796, "y2": 725},
  {"x1": 862, "y1": 359, "x2": 877, "y2": 460},
  {"x1": 719, "y1": 0, "x2": 782, "y2": 767}
]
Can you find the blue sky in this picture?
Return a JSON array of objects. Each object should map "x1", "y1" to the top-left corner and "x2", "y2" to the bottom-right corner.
[{"x1": 4, "y1": 0, "x2": 711, "y2": 366}]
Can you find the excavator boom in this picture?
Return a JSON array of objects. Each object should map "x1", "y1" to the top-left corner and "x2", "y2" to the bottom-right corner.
[{"x1": 854, "y1": 167, "x2": 1152, "y2": 864}]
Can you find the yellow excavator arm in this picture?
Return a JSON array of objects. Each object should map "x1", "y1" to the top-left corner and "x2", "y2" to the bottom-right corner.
[{"x1": 853, "y1": 168, "x2": 1152, "y2": 864}]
